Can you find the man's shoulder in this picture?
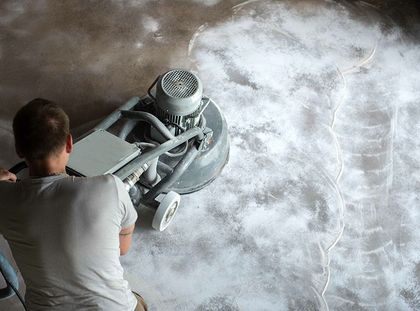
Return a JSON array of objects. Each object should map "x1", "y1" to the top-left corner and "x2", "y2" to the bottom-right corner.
[
  {"x1": 59, "y1": 175, "x2": 121, "y2": 210},
  {"x1": 55, "y1": 175, "x2": 117, "y2": 194},
  {"x1": 88, "y1": 174, "x2": 119, "y2": 188},
  {"x1": 67, "y1": 174, "x2": 114, "y2": 185}
]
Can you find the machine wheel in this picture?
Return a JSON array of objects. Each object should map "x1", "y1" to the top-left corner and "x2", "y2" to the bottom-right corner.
[{"x1": 152, "y1": 191, "x2": 180, "y2": 231}]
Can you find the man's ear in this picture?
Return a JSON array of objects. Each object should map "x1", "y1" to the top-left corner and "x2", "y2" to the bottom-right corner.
[{"x1": 66, "y1": 134, "x2": 73, "y2": 153}]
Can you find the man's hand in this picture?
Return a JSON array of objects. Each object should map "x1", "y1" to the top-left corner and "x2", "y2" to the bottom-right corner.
[{"x1": 0, "y1": 168, "x2": 16, "y2": 182}]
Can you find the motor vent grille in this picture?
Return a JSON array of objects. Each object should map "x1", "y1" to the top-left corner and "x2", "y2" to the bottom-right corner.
[{"x1": 162, "y1": 70, "x2": 199, "y2": 99}]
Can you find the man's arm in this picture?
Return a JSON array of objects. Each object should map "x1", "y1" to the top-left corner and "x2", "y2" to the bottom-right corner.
[
  {"x1": 112, "y1": 174, "x2": 138, "y2": 256},
  {"x1": 119, "y1": 224, "x2": 135, "y2": 256},
  {"x1": 0, "y1": 168, "x2": 16, "y2": 182}
]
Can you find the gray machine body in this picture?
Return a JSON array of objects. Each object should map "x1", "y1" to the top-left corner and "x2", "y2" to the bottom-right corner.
[
  {"x1": 66, "y1": 96, "x2": 228, "y2": 195},
  {"x1": 66, "y1": 69, "x2": 229, "y2": 198},
  {"x1": 156, "y1": 100, "x2": 229, "y2": 194},
  {"x1": 68, "y1": 130, "x2": 140, "y2": 176}
]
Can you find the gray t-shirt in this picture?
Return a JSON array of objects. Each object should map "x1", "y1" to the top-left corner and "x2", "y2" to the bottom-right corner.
[{"x1": 0, "y1": 174, "x2": 138, "y2": 311}]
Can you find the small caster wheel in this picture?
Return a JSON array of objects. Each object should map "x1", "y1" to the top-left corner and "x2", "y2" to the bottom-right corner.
[{"x1": 152, "y1": 191, "x2": 181, "y2": 231}]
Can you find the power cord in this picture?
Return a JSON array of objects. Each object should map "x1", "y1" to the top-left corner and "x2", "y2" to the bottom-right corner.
[{"x1": 0, "y1": 269, "x2": 27, "y2": 311}]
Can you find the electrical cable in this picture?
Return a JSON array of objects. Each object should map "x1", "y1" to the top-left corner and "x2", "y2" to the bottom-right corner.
[
  {"x1": 135, "y1": 142, "x2": 158, "y2": 150},
  {"x1": 316, "y1": 66, "x2": 349, "y2": 311},
  {"x1": 196, "y1": 97, "x2": 211, "y2": 121},
  {"x1": 164, "y1": 142, "x2": 189, "y2": 157},
  {"x1": 161, "y1": 121, "x2": 189, "y2": 157},
  {"x1": 0, "y1": 269, "x2": 27, "y2": 311},
  {"x1": 165, "y1": 120, "x2": 185, "y2": 134},
  {"x1": 147, "y1": 76, "x2": 160, "y2": 100}
]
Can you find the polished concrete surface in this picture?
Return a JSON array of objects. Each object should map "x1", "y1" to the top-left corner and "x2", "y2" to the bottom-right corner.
[{"x1": 1, "y1": 0, "x2": 419, "y2": 310}]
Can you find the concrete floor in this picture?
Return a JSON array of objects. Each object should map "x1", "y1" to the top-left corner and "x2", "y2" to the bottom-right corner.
[{"x1": 1, "y1": 0, "x2": 420, "y2": 310}]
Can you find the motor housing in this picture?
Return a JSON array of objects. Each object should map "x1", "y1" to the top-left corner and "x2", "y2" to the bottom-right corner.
[{"x1": 155, "y1": 69, "x2": 205, "y2": 134}]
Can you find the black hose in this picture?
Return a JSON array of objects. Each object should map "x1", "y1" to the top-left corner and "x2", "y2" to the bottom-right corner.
[
  {"x1": 93, "y1": 97, "x2": 140, "y2": 131},
  {"x1": 120, "y1": 110, "x2": 174, "y2": 141},
  {"x1": 118, "y1": 119, "x2": 138, "y2": 140},
  {"x1": 0, "y1": 267, "x2": 27, "y2": 311},
  {"x1": 157, "y1": 161, "x2": 173, "y2": 175},
  {"x1": 114, "y1": 127, "x2": 204, "y2": 181},
  {"x1": 5, "y1": 278, "x2": 26, "y2": 311},
  {"x1": 118, "y1": 99, "x2": 151, "y2": 140},
  {"x1": 142, "y1": 143, "x2": 200, "y2": 203}
]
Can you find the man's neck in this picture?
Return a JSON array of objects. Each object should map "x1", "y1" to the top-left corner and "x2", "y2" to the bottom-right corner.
[{"x1": 28, "y1": 159, "x2": 67, "y2": 177}]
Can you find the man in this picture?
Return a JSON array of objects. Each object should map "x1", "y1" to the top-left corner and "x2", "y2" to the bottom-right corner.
[{"x1": 0, "y1": 98, "x2": 147, "y2": 310}]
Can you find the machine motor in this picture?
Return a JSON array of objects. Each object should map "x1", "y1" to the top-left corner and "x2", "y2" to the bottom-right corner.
[{"x1": 153, "y1": 69, "x2": 209, "y2": 136}]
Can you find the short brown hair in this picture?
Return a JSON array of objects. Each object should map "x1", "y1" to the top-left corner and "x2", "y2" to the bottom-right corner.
[{"x1": 13, "y1": 98, "x2": 70, "y2": 161}]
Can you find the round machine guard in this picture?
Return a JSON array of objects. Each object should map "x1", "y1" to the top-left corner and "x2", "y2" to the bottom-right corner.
[{"x1": 139, "y1": 100, "x2": 230, "y2": 194}]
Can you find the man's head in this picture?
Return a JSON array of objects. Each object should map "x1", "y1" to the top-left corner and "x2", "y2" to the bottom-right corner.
[{"x1": 13, "y1": 98, "x2": 72, "y2": 163}]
